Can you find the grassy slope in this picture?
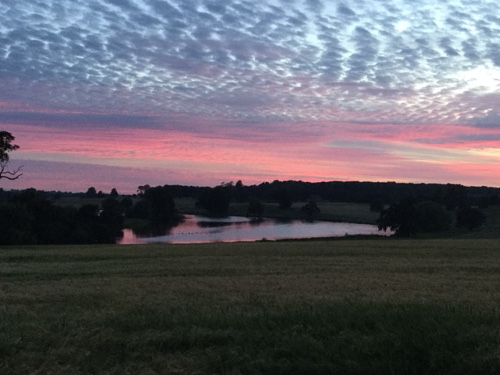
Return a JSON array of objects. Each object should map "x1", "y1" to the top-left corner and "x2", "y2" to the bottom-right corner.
[{"x1": 1, "y1": 239, "x2": 499, "y2": 374}]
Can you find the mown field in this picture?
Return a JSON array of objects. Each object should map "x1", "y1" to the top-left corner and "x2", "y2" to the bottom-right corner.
[{"x1": 1, "y1": 239, "x2": 499, "y2": 374}]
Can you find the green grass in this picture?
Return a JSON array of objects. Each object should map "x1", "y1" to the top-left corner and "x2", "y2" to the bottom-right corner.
[{"x1": 1, "y1": 239, "x2": 499, "y2": 374}]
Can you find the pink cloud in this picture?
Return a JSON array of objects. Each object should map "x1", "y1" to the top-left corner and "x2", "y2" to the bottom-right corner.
[{"x1": 4, "y1": 108, "x2": 500, "y2": 193}]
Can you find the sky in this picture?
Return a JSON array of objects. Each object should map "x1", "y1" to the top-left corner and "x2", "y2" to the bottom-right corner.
[{"x1": 1, "y1": 0, "x2": 500, "y2": 194}]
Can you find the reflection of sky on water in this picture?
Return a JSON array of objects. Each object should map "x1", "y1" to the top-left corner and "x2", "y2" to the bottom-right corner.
[{"x1": 119, "y1": 215, "x2": 390, "y2": 244}]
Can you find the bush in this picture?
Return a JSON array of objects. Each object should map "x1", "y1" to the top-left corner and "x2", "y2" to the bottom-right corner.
[
  {"x1": 378, "y1": 198, "x2": 451, "y2": 236},
  {"x1": 415, "y1": 201, "x2": 451, "y2": 233}
]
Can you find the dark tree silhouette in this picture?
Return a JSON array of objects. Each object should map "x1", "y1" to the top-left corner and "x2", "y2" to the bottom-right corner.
[
  {"x1": 377, "y1": 196, "x2": 419, "y2": 237},
  {"x1": 277, "y1": 188, "x2": 293, "y2": 210},
  {"x1": 197, "y1": 184, "x2": 233, "y2": 216},
  {"x1": 247, "y1": 198, "x2": 264, "y2": 219},
  {"x1": 378, "y1": 198, "x2": 452, "y2": 236},
  {"x1": 456, "y1": 205, "x2": 486, "y2": 231},
  {"x1": 137, "y1": 184, "x2": 151, "y2": 195},
  {"x1": 143, "y1": 185, "x2": 178, "y2": 222},
  {"x1": 414, "y1": 200, "x2": 451, "y2": 232},
  {"x1": 234, "y1": 180, "x2": 247, "y2": 202},
  {"x1": 100, "y1": 197, "x2": 125, "y2": 240},
  {"x1": 301, "y1": 200, "x2": 320, "y2": 219},
  {"x1": 443, "y1": 184, "x2": 468, "y2": 210},
  {"x1": 85, "y1": 187, "x2": 97, "y2": 198},
  {"x1": 0, "y1": 131, "x2": 22, "y2": 180}
]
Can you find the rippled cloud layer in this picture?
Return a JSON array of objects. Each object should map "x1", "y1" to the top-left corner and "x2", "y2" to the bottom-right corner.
[{"x1": 1, "y1": 0, "x2": 500, "y2": 191}]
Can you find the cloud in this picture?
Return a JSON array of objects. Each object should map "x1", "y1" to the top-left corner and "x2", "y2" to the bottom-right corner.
[
  {"x1": 1, "y1": 0, "x2": 495, "y2": 121},
  {"x1": 305, "y1": 0, "x2": 324, "y2": 13},
  {"x1": 1, "y1": 0, "x2": 500, "y2": 190},
  {"x1": 468, "y1": 113, "x2": 500, "y2": 128},
  {"x1": 337, "y1": 4, "x2": 356, "y2": 17},
  {"x1": 458, "y1": 134, "x2": 500, "y2": 142},
  {"x1": 0, "y1": 112, "x2": 161, "y2": 129}
]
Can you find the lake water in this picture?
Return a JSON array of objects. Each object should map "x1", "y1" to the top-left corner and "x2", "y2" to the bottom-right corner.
[{"x1": 118, "y1": 215, "x2": 390, "y2": 244}]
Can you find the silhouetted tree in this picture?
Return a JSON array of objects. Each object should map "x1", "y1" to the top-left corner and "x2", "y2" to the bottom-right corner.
[
  {"x1": 196, "y1": 183, "x2": 233, "y2": 216},
  {"x1": 143, "y1": 185, "x2": 178, "y2": 222},
  {"x1": 0, "y1": 189, "x2": 129, "y2": 245},
  {"x1": 277, "y1": 188, "x2": 293, "y2": 210},
  {"x1": 99, "y1": 197, "x2": 125, "y2": 241},
  {"x1": 12, "y1": 189, "x2": 74, "y2": 244},
  {"x1": 379, "y1": 197, "x2": 453, "y2": 236},
  {"x1": 120, "y1": 197, "x2": 134, "y2": 217},
  {"x1": 443, "y1": 184, "x2": 468, "y2": 210},
  {"x1": 301, "y1": 199, "x2": 320, "y2": 219},
  {"x1": 414, "y1": 200, "x2": 451, "y2": 233},
  {"x1": 456, "y1": 205, "x2": 486, "y2": 231},
  {"x1": 131, "y1": 199, "x2": 152, "y2": 220},
  {"x1": 0, "y1": 131, "x2": 22, "y2": 180},
  {"x1": 72, "y1": 204, "x2": 101, "y2": 243},
  {"x1": 0, "y1": 202, "x2": 35, "y2": 244},
  {"x1": 137, "y1": 184, "x2": 151, "y2": 195},
  {"x1": 477, "y1": 196, "x2": 490, "y2": 209},
  {"x1": 110, "y1": 188, "x2": 119, "y2": 197},
  {"x1": 247, "y1": 198, "x2": 264, "y2": 219},
  {"x1": 378, "y1": 196, "x2": 418, "y2": 237},
  {"x1": 85, "y1": 187, "x2": 97, "y2": 198},
  {"x1": 234, "y1": 180, "x2": 246, "y2": 202}
]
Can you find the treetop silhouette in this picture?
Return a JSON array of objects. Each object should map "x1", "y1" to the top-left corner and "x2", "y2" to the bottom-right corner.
[{"x1": 0, "y1": 131, "x2": 22, "y2": 180}]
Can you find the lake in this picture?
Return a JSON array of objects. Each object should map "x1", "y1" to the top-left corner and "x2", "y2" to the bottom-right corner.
[{"x1": 118, "y1": 215, "x2": 391, "y2": 244}]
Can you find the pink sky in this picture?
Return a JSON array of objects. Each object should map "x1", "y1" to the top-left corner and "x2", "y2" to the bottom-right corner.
[
  {"x1": 1, "y1": 1, "x2": 500, "y2": 193},
  {"x1": 3, "y1": 115, "x2": 499, "y2": 193}
]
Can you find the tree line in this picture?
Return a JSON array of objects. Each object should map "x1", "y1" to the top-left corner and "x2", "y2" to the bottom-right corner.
[
  {"x1": 0, "y1": 130, "x2": 497, "y2": 243},
  {"x1": 154, "y1": 180, "x2": 500, "y2": 208},
  {"x1": 138, "y1": 180, "x2": 493, "y2": 237},
  {"x1": 0, "y1": 178, "x2": 495, "y2": 245},
  {"x1": 0, "y1": 185, "x2": 186, "y2": 245},
  {"x1": 0, "y1": 188, "x2": 124, "y2": 245}
]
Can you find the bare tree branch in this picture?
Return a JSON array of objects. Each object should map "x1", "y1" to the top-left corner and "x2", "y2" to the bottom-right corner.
[{"x1": 0, "y1": 161, "x2": 23, "y2": 180}]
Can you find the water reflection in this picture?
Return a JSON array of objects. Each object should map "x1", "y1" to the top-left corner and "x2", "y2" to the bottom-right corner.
[{"x1": 119, "y1": 215, "x2": 390, "y2": 244}]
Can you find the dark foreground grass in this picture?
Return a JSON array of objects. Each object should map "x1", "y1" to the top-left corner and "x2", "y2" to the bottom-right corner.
[{"x1": 0, "y1": 239, "x2": 499, "y2": 374}]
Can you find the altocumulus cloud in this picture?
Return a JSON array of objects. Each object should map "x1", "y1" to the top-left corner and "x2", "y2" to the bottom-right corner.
[
  {"x1": 2, "y1": 0, "x2": 500, "y2": 122},
  {"x1": 1, "y1": 0, "x2": 500, "y2": 191}
]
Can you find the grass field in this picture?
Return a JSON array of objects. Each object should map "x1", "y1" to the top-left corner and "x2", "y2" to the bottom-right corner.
[{"x1": 1, "y1": 239, "x2": 499, "y2": 374}]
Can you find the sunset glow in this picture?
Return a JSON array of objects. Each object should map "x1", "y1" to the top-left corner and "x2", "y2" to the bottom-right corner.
[{"x1": 1, "y1": 0, "x2": 500, "y2": 193}]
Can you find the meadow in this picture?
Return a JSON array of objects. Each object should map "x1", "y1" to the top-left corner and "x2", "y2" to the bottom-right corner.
[{"x1": 1, "y1": 239, "x2": 499, "y2": 374}]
